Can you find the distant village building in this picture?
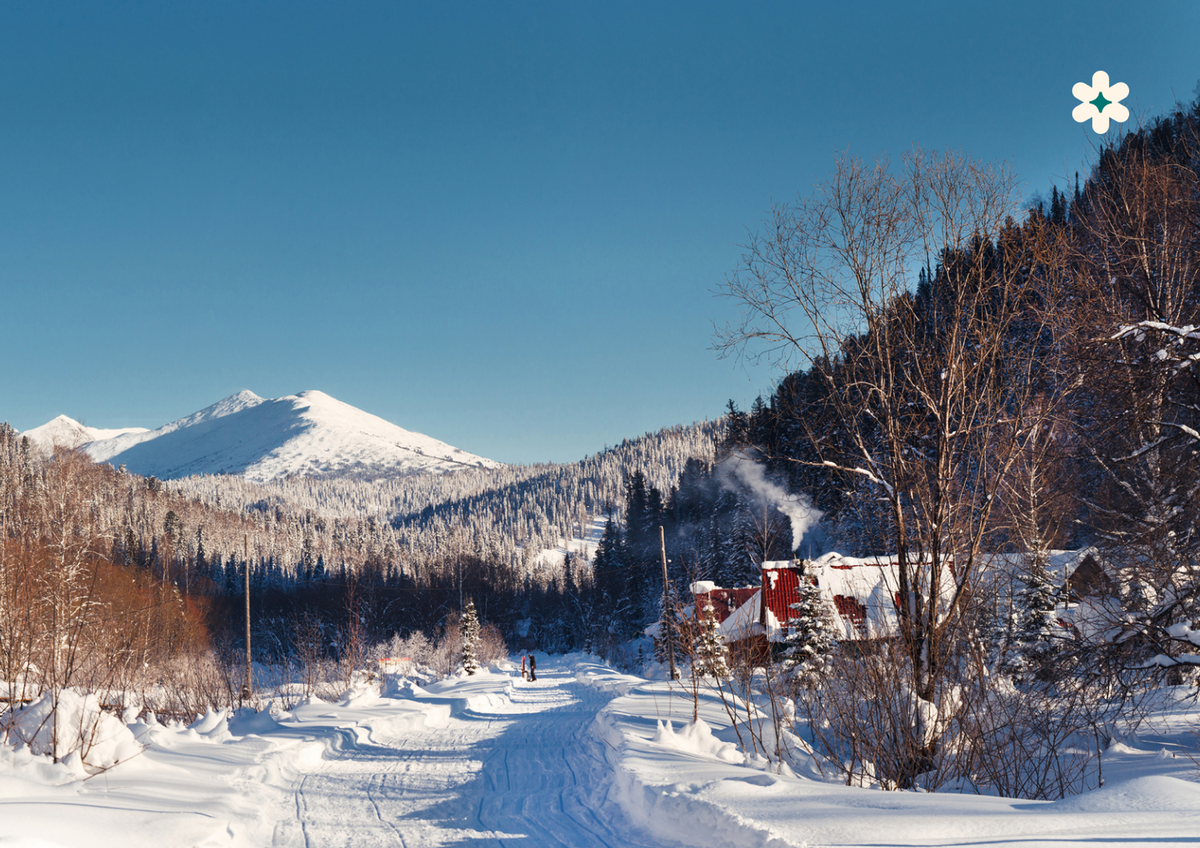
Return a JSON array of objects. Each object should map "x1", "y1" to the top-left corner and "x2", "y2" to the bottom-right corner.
[
  {"x1": 690, "y1": 550, "x2": 1096, "y2": 661},
  {"x1": 377, "y1": 656, "x2": 415, "y2": 676},
  {"x1": 686, "y1": 581, "x2": 759, "y2": 626},
  {"x1": 1062, "y1": 552, "x2": 1116, "y2": 602},
  {"x1": 692, "y1": 555, "x2": 921, "y2": 659}
]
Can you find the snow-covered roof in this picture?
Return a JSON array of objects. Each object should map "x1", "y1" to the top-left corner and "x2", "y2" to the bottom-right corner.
[
  {"x1": 808, "y1": 554, "x2": 904, "y2": 639},
  {"x1": 975, "y1": 549, "x2": 1097, "y2": 583},
  {"x1": 714, "y1": 551, "x2": 1099, "y2": 645},
  {"x1": 766, "y1": 553, "x2": 960, "y2": 640},
  {"x1": 717, "y1": 589, "x2": 776, "y2": 641},
  {"x1": 716, "y1": 557, "x2": 907, "y2": 643}
]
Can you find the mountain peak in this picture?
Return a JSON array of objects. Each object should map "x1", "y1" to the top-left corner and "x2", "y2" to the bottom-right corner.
[
  {"x1": 199, "y1": 390, "x2": 265, "y2": 418},
  {"x1": 73, "y1": 390, "x2": 501, "y2": 482},
  {"x1": 294, "y1": 389, "x2": 331, "y2": 402},
  {"x1": 226, "y1": 389, "x2": 264, "y2": 404},
  {"x1": 21, "y1": 415, "x2": 89, "y2": 449}
]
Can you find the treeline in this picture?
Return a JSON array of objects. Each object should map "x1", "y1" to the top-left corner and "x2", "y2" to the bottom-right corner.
[
  {"x1": 0, "y1": 417, "x2": 723, "y2": 684},
  {"x1": 0, "y1": 434, "x2": 222, "y2": 714},
  {"x1": 168, "y1": 419, "x2": 721, "y2": 573},
  {"x1": 586, "y1": 456, "x2": 801, "y2": 642}
]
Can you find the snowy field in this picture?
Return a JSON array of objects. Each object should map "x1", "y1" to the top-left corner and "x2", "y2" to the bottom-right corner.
[{"x1": 3, "y1": 656, "x2": 1199, "y2": 847}]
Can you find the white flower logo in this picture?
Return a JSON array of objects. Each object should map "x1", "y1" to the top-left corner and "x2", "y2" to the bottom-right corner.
[{"x1": 1072, "y1": 71, "x2": 1129, "y2": 133}]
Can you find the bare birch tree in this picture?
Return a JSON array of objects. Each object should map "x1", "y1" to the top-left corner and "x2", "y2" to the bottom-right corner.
[
  {"x1": 715, "y1": 149, "x2": 1072, "y2": 785},
  {"x1": 1069, "y1": 127, "x2": 1200, "y2": 673}
]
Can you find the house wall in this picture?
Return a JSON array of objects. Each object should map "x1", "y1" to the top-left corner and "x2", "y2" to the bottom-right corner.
[{"x1": 693, "y1": 586, "x2": 760, "y2": 624}]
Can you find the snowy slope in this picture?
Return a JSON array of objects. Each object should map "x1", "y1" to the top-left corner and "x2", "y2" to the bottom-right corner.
[
  {"x1": 26, "y1": 390, "x2": 501, "y2": 482},
  {"x1": 20, "y1": 415, "x2": 149, "y2": 451},
  {"x1": 79, "y1": 389, "x2": 267, "y2": 465}
]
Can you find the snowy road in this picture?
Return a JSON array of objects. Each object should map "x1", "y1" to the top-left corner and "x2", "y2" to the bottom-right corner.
[
  {"x1": 6, "y1": 657, "x2": 1200, "y2": 848},
  {"x1": 273, "y1": 662, "x2": 665, "y2": 848}
]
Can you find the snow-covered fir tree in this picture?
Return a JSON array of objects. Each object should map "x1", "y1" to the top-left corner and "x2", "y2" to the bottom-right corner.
[
  {"x1": 781, "y1": 576, "x2": 833, "y2": 686},
  {"x1": 460, "y1": 599, "x2": 481, "y2": 675},
  {"x1": 693, "y1": 602, "x2": 730, "y2": 679},
  {"x1": 1001, "y1": 557, "x2": 1062, "y2": 683}
]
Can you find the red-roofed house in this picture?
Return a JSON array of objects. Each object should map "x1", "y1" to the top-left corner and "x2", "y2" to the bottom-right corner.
[
  {"x1": 691, "y1": 553, "x2": 952, "y2": 661},
  {"x1": 692, "y1": 550, "x2": 1088, "y2": 663}
]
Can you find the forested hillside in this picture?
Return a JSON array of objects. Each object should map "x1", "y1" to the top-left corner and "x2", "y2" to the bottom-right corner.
[{"x1": 0, "y1": 416, "x2": 724, "y2": 686}]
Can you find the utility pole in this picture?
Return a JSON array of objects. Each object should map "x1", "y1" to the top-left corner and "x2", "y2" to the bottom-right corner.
[
  {"x1": 243, "y1": 534, "x2": 252, "y2": 703},
  {"x1": 660, "y1": 526, "x2": 677, "y2": 680}
]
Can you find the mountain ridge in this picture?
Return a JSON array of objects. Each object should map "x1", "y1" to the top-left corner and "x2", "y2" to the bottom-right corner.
[
  {"x1": 22, "y1": 390, "x2": 502, "y2": 482},
  {"x1": 20, "y1": 415, "x2": 150, "y2": 450}
]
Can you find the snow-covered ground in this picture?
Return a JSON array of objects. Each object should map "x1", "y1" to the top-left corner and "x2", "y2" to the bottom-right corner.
[
  {"x1": 3, "y1": 657, "x2": 1199, "y2": 847},
  {"x1": 535, "y1": 514, "x2": 607, "y2": 569}
]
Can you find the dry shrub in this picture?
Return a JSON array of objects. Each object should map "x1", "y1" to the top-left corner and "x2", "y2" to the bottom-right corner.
[
  {"x1": 123, "y1": 650, "x2": 233, "y2": 719},
  {"x1": 795, "y1": 641, "x2": 962, "y2": 789},
  {"x1": 953, "y1": 677, "x2": 1105, "y2": 799},
  {"x1": 376, "y1": 631, "x2": 435, "y2": 667},
  {"x1": 477, "y1": 623, "x2": 508, "y2": 667},
  {"x1": 786, "y1": 635, "x2": 1123, "y2": 798},
  {"x1": 431, "y1": 611, "x2": 463, "y2": 678},
  {"x1": 293, "y1": 613, "x2": 328, "y2": 697}
]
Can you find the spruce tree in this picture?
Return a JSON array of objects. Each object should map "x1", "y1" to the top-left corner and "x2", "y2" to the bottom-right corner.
[
  {"x1": 712, "y1": 490, "x2": 741, "y2": 587},
  {"x1": 693, "y1": 601, "x2": 730, "y2": 679},
  {"x1": 1002, "y1": 559, "x2": 1061, "y2": 683},
  {"x1": 728, "y1": 492, "x2": 762, "y2": 586},
  {"x1": 723, "y1": 399, "x2": 748, "y2": 448},
  {"x1": 461, "y1": 599, "x2": 482, "y2": 675},
  {"x1": 195, "y1": 527, "x2": 207, "y2": 575},
  {"x1": 594, "y1": 515, "x2": 632, "y2": 634},
  {"x1": 781, "y1": 577, "x2": 833, "y2": 687}
]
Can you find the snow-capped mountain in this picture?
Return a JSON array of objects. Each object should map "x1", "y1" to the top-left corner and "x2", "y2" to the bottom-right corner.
[
  {"x1": 20, "y1": 415, "x2": 150, "y2": 450},
  {"x1": 23, "y1": 390, "x2": 502, "y2": 482}
]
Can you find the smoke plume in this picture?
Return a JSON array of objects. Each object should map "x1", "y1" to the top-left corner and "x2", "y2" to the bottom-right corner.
[{"x1": 718, "y1": 450, "x2": 823, "y2": 554}]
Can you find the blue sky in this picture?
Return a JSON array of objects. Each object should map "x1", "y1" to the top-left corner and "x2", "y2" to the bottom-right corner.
[{"x1": 2, "y1": 1, "x2": 1197, "y2": 464}]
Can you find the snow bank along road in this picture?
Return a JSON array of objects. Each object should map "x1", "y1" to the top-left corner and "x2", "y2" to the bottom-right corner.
[{"x1": 272, "y1": 660, "x2": 664, "y2": 848}]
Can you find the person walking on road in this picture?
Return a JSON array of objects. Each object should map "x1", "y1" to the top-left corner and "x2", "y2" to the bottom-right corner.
[{"x1": 529, "y1": 655, "x2": 537, "y2": 682}]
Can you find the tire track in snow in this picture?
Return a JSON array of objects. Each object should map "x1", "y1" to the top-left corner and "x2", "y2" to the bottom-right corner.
[
  {"x1": 367, "y1": 773, "x2": 409, "y2": 848},
  {"x1": 279, "y1": 662, "x2": 667, "y2": 848}
]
